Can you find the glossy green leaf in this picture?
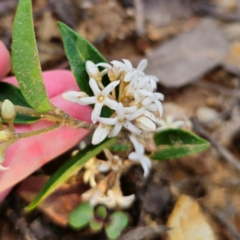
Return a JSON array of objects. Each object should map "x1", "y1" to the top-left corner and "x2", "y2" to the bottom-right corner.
[
  {"x1": 69, "y1": 202, "x2": 94, "y2": 229},
  {"x1": 12, "y1": 0, "x2": 54, "y2": 112},
  {"x1": 105, "y1": 211, "x2": 128, "y2": 240},
  {"x1": 58, "y1": 22, "x2": 112, "y2": 118},
  {"x1": 25, "y1": 138, "x2": 115, "y2": 211},
  {"x1": 0, "y1": 82, "x2": 40, "y2": 124},
  {"x1": 151, "y1": 129, "x2": 210, "y2": 160}
]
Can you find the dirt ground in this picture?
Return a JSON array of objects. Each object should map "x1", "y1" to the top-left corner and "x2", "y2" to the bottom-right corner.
[{"x1": 2, "y1": 0, "x2": 240, "y2": 239}]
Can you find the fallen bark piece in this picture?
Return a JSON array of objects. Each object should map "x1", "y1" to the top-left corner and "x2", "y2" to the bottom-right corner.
[
  {"x1": 167, "y1": 194, "x2": 216, "y2": 240},
  {"x1": 146, "y1": 18, "x2": 228, "y2": 88},
  {"x1": 17, "y1": 175, "x2": 88, "y2": 227}
]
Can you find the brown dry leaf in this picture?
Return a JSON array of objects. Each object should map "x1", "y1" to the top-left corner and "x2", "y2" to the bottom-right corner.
[
  {"x1": 146, "y1": 18, "x2": 228, "y2": 88},
  {"x1": 17, "y1": 175, "x2": 88, "y2": 227},
  {"x1": 167, "y1": 194, "x2": 216, "y2": 240}
]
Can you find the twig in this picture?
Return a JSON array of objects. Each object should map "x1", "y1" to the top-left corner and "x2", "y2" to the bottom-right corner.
[
  {"x1": 133, "y1": 0, "x2": 145, "y2": 36},
  {"x1": 7, "y1": 209, "x2": 38, "y2": 240},
  {"x1": 0, "y1": 102, "x2": 97, "y2": 131},
  {"x1": 191, "y1": 118, "x2": 240, "y2": 173}
]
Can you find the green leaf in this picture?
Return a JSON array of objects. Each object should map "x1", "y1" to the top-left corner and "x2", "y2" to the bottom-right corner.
[
  {"x1": 25, "y1": 138, "x2": 115, "y2": 211},
  {"x1": 12, "y1": 0, "x2": 54, "y2": 112},
  {"x1": 151, "y1": 129, "x2": 210, "y2": 160},
  {"x1": 95, "y1": 206, "x2": 107, "y2": 220},
  {"x1": 105, "y1": 211, "x2": 128, "y2": 240},
  {"x1": 0, "y1": 82, "x2": 40, "y2": 124},
  {"x1": 69, "y1": 202, "x2": 94, "y2": 230},
  {"x1": 58, "y1": 22, "x2": 113, "y2": 118},
  {"x1": 89, "y1": 218, "x2": 103, "y2": 232}
]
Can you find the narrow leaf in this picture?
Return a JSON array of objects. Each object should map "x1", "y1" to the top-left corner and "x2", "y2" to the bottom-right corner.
[
  {"x1": 58, "y1": 22, "x2": 112, "y2": 118},
  {"x1": 0, "y1": 82, "x2": 40, "y2": 124},
  {"x1": 12, "y1": 0, "x2": 54, "y2": 112},
  {"x1": 25, "y1": 138, "x2": 115, "y2": 211},
  {"x1": 151, "y1": 129, "x2": 210, "y2": 160},
  {"x1": 69, "y1": 202, "x2": 94, "y2": 229}
]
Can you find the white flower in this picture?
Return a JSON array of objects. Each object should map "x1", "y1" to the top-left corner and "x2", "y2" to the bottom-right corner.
[
  {"x1": 111, "y1": 59, "x2": 147, "y2": 83},
  {"x1": 78, "y1": 78, "x2": 119, "y2": 123},
  {"x1": 86, "y1": 61, "x2": 111, "y2": 81},
  {"x1": 139, "y1": 90, "x2": 164, "y2": 117},
  {"x1": 98, "y1": 185, "x2": 135, "y2": 209},
  {"x1": 128, "y1": 135, "x2": 152, "y2": 177},
  {"x1": 98, "y1": 103, "x2": 143, "y2": 138},
  {"x1": 81, "y1": 188, "x2": 105, "y2": 206},
  {"x1": 92, "y1": 123, "x2": 112, "y2": 145},
  {"x1": 157, "y1": 115, "x2": 185, "y2": 131},
  {"x1": 134, "y1": 75, "x2": 158, "y2": 92}
]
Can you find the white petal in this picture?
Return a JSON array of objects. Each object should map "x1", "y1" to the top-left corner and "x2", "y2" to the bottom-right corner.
[
  {"x1": 135, "y1": 116, "x2": 156, "y2": 132},
  {"x1": 0, "y1": 164, "x2": 9, "y2": 171},
  {"x1": 123, "y1": 121, "x2": 142, "y2": 135},
  {"x1": 111, "y1": 60, "x2": 128, "y2": 71},
  {"x1": 128, "y1": 108, "x2": 144, "y2": 121},
  {"x1": 142, "y1": 97, "x2": 152, "y2": 106},
  {"x1": 137, "y1": 59, "x2": 148, "y2": 71},
  {"x1": 129, "y1": 135, "x2": 144, "y2": 155},
  {"x1": 103, "y1": 98, "x2": 118, "y2": 110},
  {"x1": 102, "y1": 80, "x2": 120, "y2": 95},
  {"x1": 98, "y1": 162, "x2": 111, "y2": 172},
  {"x1": 89, "y1": 78, "x2": 101, "y2": 95},
  {"x1": 128, "y1": 152, "x2": 139, "y2": 161},
  {"x1": 143, "y1": 110, "x2": 157, "y2": 122},
  {"x1": 122, "y1": 59, "x2": 133, "y2": 71},
  {"x1": 79, "y1": 96, "x2": 96, "y2": 105},
  {"x1": 146, "y1": 103, "x2": 157, "y2": 112},
  {"x1": 86, "y1": 61, "x2": 99, "y2": 76},
  {"x1": 141, "y1": 160, "x2": 150, "y2": 177},
  {"x1": 98, "y1": 117, "x2": 118, "y2": 125},
  {"x1": 138, "y1": 89, "x2": 153, "y2": 97},
  {"x1": 109, "y1": 122, "x2": 123, "y2": 137},
  {"x1": 116, "y1": 103, "x2": 125, "y2": 119},
  {"x1": 96, "y1": 63, "x2": 111, "y2": 68},
  {"x1": 92, "y1": 124, "x2": 111, "y2": 145},
  {"x1": 155, "y1": 100, "x2": 163, "y2": 117},
  {"x1": 155, "y1": 92, "x2": 164, "y2": 101},
  {"x1": 62, "y1": 91, "x2": 86, "y2": 103},
  {"x1": 117, "y1": 195, "x2": 135, "y2": 209},
  {"x1": 124, "y1": 106, "x2": 138, "y2": 114},
  {"x1": 91, "y1": 102, "x2": 103, "y2": 123},
  {"x1": 124, "y1": 72, "x2": 134, "y2": 82}
]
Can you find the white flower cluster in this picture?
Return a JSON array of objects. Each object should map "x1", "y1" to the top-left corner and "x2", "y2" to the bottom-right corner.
[{"x1": 63, "y1": 59, "x2": 164, "y2": 145}]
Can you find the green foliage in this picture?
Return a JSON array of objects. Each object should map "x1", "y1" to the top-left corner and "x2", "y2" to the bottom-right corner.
[
  {"x1": 58, "y1": 22, "x2": 112, "y2": 118},
  {"x1": 0, "y1": 82, "x2": 40, "y2": 124},
  {"x1": 151, "y1": 129, "x2": 210, "y2": 160},
  {"x1": 12, "y1": 0, "x2": 54, "y2": 113},
  {"x1": 105, "y1": 211, "x2": 129, "y2": 240},
  {"x1": 25, "y1": 138, "x2": 115, "y2": 211},
  {"x1": 69, "y1": 202, "x2": 94, "y2": 229}
]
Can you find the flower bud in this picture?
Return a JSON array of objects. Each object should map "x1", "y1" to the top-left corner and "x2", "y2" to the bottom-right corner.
[
  {"x1": 0, "y1": 130, "x2": 12, "y2": 142},
  {"x1": 86, "y1": 61, "x2": 102, "y2": 82},
  {"x1": 134, "y1": 116, "x2": 156, "y2": 132},
  {"x1": 1, "y1": 99, "x2": 16, "y2": 121}
]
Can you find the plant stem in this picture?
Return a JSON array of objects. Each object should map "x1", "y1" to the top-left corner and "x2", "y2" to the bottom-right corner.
[
  {"x1": 16, "y1": 123, "x2": 61, "y2": 138},
  {"x1": 0, "y1": 102, "x2": 97, "y2": 131}
]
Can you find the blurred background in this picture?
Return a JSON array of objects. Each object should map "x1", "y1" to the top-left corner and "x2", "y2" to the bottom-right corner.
[{"x1": 2, "y1": 0, "x2": 240, "y2": 239}]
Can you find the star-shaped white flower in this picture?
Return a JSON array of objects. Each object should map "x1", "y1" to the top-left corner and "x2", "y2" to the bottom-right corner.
[
  {"x1": 98, "y1": 103, "x2": 143, "y2": 138},
  {"x1": 98, "y1": 185, "x2": 135, "y2": 209},
  {"x1": 128, "y1": 135, "x2": 152, "y2": 177},
  {"x1": 157, "y1": 115, "x2": 185, "y2": 131},
  {"x1": 92, "y1": 123, "x2": 112, "y2": 145}
]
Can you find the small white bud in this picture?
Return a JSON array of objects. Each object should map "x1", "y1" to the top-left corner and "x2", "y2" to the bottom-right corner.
[
  {"x1": 0, "y1": 130, "x2": 12, "y2": 142},
  {"x1": 1, "y1": 100, "x2": 16, "y2": 121},
  {"x1": 86, "y1": 61, "x2": 102, "y2": 82},
  {"x1": 134, "y1": 116, "x2": 156, "y2": 132}
]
